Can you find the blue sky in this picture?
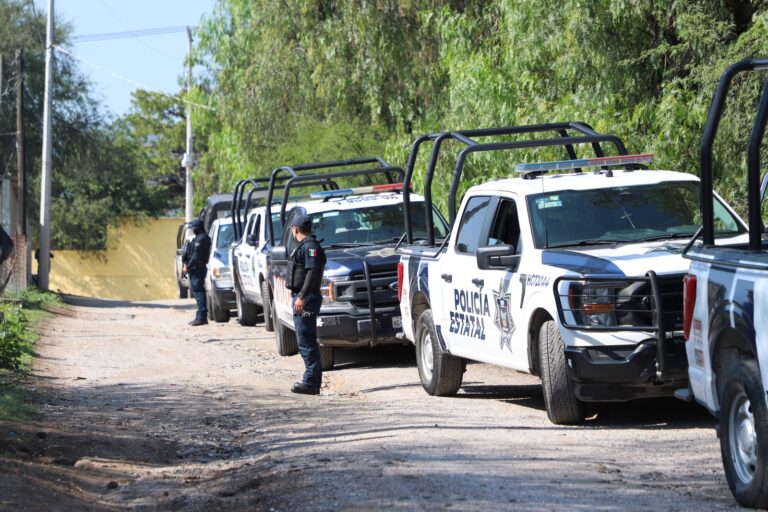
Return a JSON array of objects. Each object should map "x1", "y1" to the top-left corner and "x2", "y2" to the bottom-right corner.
[{"x1": 51, "y1": 0, "x2": 215, "y2": 117}]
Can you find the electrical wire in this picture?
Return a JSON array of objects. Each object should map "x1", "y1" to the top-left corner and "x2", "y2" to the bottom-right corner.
[
  {"x1": 53, "y1": 44, "x2": 216, "y2": 112},
  {"x1": 26, "y1": 0, "x2": 45, "y2": 47},
  {"x1": 84, "y1": 2, "x2": 188, "y2": 61},
  {"x1": 73, "y1": 25, "x2": 191, "y2": 43}
]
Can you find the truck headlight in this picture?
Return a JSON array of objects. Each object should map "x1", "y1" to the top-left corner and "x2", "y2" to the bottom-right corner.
[
  {"x1": 568, "y1": 284, "x2": 620, "y2": 327},
  {"x1": 320, "y1": 276, "x2": 347, "y2": 303},
  {"x1": 212, "y1": 267, "x2": 231, "y2": 280}
]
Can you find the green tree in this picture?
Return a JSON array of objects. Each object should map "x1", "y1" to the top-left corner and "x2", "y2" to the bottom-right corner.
[{"x1": 0, "y1": 1, "x2": 164, "y2": 251}]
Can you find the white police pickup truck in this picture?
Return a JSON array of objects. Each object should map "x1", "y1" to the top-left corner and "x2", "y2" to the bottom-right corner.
[
  {"x1": 228, "y1": 174, "x2": 344, "y2": 330},
  {"x1": 397, "y1": 122, "x2": 747, "y2": 425},
  {"x1": 266, "y1": 159, "x2": 447, "y2": 370},
  {"x1": 680, "y1": 59, "x2": 768, "y2": 508},
  {"x1": 205, "y1": 217, "x2": 236, "y2": 322},
  {"x1": 229, "y1": 205, "x2": 281, "y2": 329}
]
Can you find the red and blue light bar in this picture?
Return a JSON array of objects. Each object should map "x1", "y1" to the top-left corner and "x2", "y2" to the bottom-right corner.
[
  {"x1": 308, "y1": 182, "x2": 404, "y2": 199},
  {"x1": 514, "y1": 154, "x2": 655, "y2": 174}
]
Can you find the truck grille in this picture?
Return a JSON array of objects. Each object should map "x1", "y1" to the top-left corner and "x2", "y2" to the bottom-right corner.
[
  {"x1": 334, "y1": 270, "x2": 399, "y2": 308},
  {"x1": 629, "y1": 274, "x2": 684, "y2": 331}
]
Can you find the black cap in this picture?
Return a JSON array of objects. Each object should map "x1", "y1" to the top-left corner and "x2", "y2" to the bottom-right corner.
[
  {"x1": 186, "y1": 218, "x2": 204, "y2": 230},
  {"x1": 290, "y1": 213, "x2": 312, "y2": 230}
]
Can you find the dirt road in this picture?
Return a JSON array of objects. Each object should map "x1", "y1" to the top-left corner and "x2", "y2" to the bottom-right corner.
[{"x1": 0, "y1": 298, "x2": 739, "y2": 511}]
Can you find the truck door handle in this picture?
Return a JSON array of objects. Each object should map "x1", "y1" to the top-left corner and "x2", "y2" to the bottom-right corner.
[
  {"x1": 472, "y1": 278, "x2": 484, "y2": 287},
  {"x1": 441, "y1": 273, "x2": 452, "y2": 283}
]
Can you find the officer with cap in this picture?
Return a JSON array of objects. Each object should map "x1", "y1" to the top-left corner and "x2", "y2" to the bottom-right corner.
[
  {"x1": 286, "y1": 212, "x2": 326, "y2": 394},
  {"x1": 182, "y1": 218, "x2": 212, "y2": 326}
]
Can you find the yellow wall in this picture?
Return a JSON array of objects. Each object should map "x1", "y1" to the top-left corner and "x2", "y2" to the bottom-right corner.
[{"x1": 42, "y1": 217, "x2": 183, "y2": 301}]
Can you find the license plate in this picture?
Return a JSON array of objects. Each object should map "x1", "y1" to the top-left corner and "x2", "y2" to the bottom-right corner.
[{"x1": 392, "y1": 316, "x2": 402, "y2": 329}]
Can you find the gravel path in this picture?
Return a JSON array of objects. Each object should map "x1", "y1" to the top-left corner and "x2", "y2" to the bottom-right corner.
[{"x1": 0, "y1": 297, "x2": 739, "y2": 511}]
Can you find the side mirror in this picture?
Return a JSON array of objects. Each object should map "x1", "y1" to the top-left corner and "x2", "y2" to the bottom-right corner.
[
  {"x1": 476, "y1": 245, "x2": 520, "y2": 271},
  {"x1": 270, "y1": 245, "x2": 288, "y2": 262},
  {"x1": 247, "y1": 234, "x2": 258, "y2": 246}
]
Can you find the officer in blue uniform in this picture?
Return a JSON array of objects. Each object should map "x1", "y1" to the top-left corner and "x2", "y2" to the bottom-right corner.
[
  {"x1": 182, "y1": 218, "x2": 212, "y2": 326},
  {"x1": 286, "y1": 213, "x2": 326, "y2": 394}
]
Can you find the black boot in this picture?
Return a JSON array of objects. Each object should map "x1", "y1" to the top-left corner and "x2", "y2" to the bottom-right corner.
[
  {"x1": 189, "y1": 318, "x2": 208, "y2": 326},
  {"x1": 291, "y1": 382, "x2": 319, "y2": 395}
]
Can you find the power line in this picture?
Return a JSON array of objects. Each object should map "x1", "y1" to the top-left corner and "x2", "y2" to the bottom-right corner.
[
  {"x1": 53, "y1": 44, "x2": 216, "y2": 112},
  {"x1": 72, "y1": 25, "x2": 193, "y2": 43},
  {"x1": 26, "y1": 0, "x2": 45, "y2": 47},
  {"x1": 93, "y1": 1, "x2": 186, "y2": 60}
]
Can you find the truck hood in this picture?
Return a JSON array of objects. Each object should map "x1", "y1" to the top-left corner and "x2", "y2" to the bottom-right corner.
[
  {"x1": 324, "y1": 244, "x2": 400, "y2": 277},
  {"x1": 541, "y1": 240, "x2": 690, "y2": 277}
]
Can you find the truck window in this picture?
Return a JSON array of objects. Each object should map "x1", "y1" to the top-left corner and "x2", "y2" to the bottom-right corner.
[
  {"x1": 285, "y1": 201, "x2": 444, "y2": 250},
  {"x1": 216, "y1": 223, "x2": 235, "y2": 249},
  {"x1": 486, "y1": 199, "x2": 521, "y2": 253},
  {"x1": 526, "y1": 181, "x2": 744, "y2": 248},
  {"x1": 455, "y1": 196, "x2": 491, "y2": 254}
]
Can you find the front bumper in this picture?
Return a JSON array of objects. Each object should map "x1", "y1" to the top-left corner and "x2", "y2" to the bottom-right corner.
[
  {"x1": 316, "y1": 305, "x2": 402, "y2": 348},
  {"x1": 213, "y1": 287, "x2": 236, "y2": 310},
  {"x1": 564, "y1": 338, "x2": 688, "y2": 402}
]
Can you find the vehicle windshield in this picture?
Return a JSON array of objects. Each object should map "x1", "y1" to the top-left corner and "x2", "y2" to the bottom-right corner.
[
  {"x1": 216, "y1": 223, "x2": 235, "y2": 249},
  {"x1": 308, "y1": 201, "x2": 447, "y2": 247},
  {"x1": 527, "y1": 181, "x2": 743, "y2": 248}
]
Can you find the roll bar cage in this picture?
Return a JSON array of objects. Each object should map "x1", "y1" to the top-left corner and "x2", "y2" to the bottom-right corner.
[
  {"x1": 231, "y1": 175, "x2": 339, "y2": 241},
  {"x1": 265, "y1": 157, "x2": 402, "y2": 245},
  {"x1": 402, "y1": 122, "x2": 634, "y2": 246},
  {"x1": 699, "y1": 58, "x2": 768, "y2": 250}
]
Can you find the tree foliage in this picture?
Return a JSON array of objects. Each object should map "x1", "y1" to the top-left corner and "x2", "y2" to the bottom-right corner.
[
  {"x1": 190, "y1": 1, "x2": 768, "y2": 217},
  {"x1": 0, "y1": 1, "x2": 165, "y2": 250}
]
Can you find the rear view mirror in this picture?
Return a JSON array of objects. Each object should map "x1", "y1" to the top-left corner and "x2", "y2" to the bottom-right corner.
[
  {"x1": 476, "y1": 245, "x2": 520, "y2": 271},
  {"x1": 247, "y1": 234, "x2": 258, "y2": 246},
  {"x1": 270, "y1": 246, "x2": 288, "y2": 262}
]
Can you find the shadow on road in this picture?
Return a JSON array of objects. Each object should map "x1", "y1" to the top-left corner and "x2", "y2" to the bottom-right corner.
[
  {"x1": 63, "y1": 295, "x2": 195, "y2": 310},
  {"x1": 332, "y1": 345, "x2": 416, "y2": 371}
]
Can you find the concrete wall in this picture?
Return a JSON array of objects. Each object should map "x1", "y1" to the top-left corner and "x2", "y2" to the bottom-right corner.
[{"x1": 41, "y1": 217, "x2": 183, "y2": 301}]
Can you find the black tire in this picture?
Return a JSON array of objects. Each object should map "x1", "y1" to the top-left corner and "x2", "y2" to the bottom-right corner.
[
  {"x1": 719, "y1": 360, "x2": 768, "y2": 508},
  {"x1": 235, "y1": 285, "x2": 259, "y2": 326},
  {"x1": 539, "y1": 320, "x2": 586, "y2": 425},
  {"x1": 261, "y1": 280, "x2": 275, "y2": 332},
  {"x1": 206, "y1": 294, "x2": 214, "y2": 321},
  {"x1": 178, "y1": 281, "x2": 188, "y2": 299},
  {"x1": 415, "y1": 309, "x2": 463, "y2": 396},
  {"x1": 274, "y1": 306, "x2": 298, "y2": 356},
  {"x1": 211, "y1": 291, "x2": 230, "y2": 323},
  {"x1": 320, "y1": 345, "x2": 334, "y2": 371}
]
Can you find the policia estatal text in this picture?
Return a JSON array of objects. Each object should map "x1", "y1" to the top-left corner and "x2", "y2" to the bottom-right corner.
[
  {"x1": 183, "y1": 219, "x2": 212, "y2": 326},
  {"x1": 286, "y1": 214, "x2": 326, "y2": 395}
]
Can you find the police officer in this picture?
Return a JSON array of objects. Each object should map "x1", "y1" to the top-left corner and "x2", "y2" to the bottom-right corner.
[
  {"x1": 286, "y1": 213, "x2": 326, "y2": 395},
  {"x1": 182, "y1": 218, "x2": 212, "y2": 326}
]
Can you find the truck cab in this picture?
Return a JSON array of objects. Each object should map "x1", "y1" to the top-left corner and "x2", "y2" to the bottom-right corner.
[
  {"x1": 266, "y1": 158, "x2": 448, "y2": 370},
  {"x1": 681, "y1": 58, "x2": 768, "y2": 508},
  {"x1": 205, "y1": 217, "x2": 236, "y2": 322},
  {"x1": 229, "y1": 206, "x2": 281, "y2": 328},
  {"x1": 397, "y1": 122, "x2": 746, "y2": 425}
]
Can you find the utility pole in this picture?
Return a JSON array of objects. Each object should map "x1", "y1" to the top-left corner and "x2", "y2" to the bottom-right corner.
[
  {"x1": 16, "y1": 49, "x2": 25, "y2": 239},
  {"x1": 182, "y1": 26, "x2": 194, "y2": 229},
  {"x1": 38, "y1": 0, "x2": 54, "y2": 290}
]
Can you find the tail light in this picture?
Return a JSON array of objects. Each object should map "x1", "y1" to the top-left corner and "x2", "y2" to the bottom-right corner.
[
  {"x1": 683, "y1": 273, "x2": 697, "y2": 340},
  {"x1": 397, "y1": 261, "x2": 404, "y2": 302}
]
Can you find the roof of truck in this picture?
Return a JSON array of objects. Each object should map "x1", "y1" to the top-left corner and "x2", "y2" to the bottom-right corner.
[
  {"x1": 296, "y1": 191, "x2": 426, "y2": 214},
  {"x1": 470, "y1": 169, "x2": 699, "y2": 196}
]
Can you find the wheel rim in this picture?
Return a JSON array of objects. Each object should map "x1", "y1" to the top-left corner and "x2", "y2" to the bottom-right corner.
[
  {"x1": 421, "y1": 332, "x2": 434, "y2": 380},
  {"x1": 729, "y1": 390, "x2": 758, "y2": 485}
]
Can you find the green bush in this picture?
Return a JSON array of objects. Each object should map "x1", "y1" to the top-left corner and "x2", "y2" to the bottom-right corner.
[
  {"x1": 0, "y1": 304, "x2": 35, "y2": 372},
  {"x1": 0, "y1": 289, "x2": 60, "y2": 372}
]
